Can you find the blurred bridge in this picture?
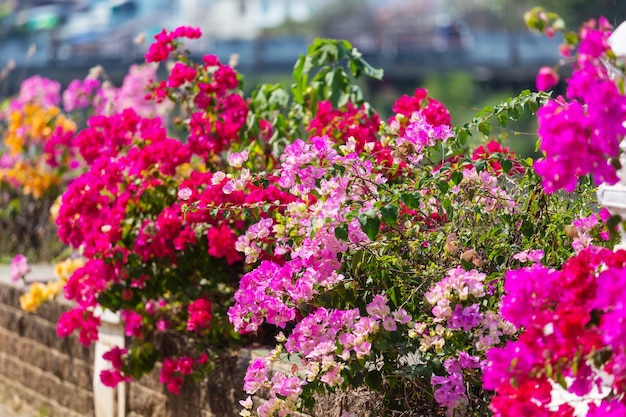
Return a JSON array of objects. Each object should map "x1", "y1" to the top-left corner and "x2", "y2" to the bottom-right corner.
[{"x1": 0, "y1": 30, "x2": 562, "y2": 95}]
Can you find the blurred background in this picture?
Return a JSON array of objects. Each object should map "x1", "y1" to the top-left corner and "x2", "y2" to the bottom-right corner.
[{"x1": 0, "y1": 0, "x2": 625, "y2": 149}]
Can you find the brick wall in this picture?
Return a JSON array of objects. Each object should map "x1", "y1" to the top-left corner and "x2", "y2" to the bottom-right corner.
[
  {"x1": 0, "y1": 279, "x2": 253, "y2": 417},
  {"x1": 0, "y1": 281, "x2": 94, "y2": 417},
  {"x1": 124, "y1": 351, "x2": 253, "y2": 417},
  {"x1": 0, "y1": 276, "x2": 378, "y2": 417}
]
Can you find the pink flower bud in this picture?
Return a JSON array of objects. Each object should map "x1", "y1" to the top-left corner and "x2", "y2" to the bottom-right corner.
[
  {"x1": 558, "y1": 43, "x2": 573, "y2": 57},
  {"x1": 535, "y1": 66, "x2": 559, "y2": 91},
  {"x1": 177, "y1": 187, "x2": 192, "y2": 201}
]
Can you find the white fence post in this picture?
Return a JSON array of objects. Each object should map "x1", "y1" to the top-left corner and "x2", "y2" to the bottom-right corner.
[
  {"x1": 597, "y1": 21, "x2": 626, "y2": 247},
  {"x1": 93, "y1": 309, "x2": 126, "y2": 417}
]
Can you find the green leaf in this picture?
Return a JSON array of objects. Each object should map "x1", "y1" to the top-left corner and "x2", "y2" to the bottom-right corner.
[
  {"x1": 314, "y1": 42, "x2": 340, "y2": 65},
  {"x1": 501, "y1": 159, "x2": 513, "y2": 174},
  {"x1": 451, "y1": 171, "x2": 464, "y2": 185},
  {"x1": 442, "y1": 198, "x2": 453, "y2": 219},
  {"x1": 437, "y1": 180, "x2": 449, "y2": 194},
  {"x1": 521, "y1": 219, "x2": 534, "y2": 238},
  {"x1": 348, "y1": 59, "x2": 360, "y2": 78},
  {"x1": 608, "y1": 214, "x2": 621, "y2": 231},
  {"x1": 373, "y1": 337, "x2": 390, "y2": 351},
  {"x1": 334, "y1": 223, "x2": 349, "y2": 241},
  {"x1": 354, "y1": 56, "x2": 383, "y2": 80},
  {"x1": 478, "y1": 122, "x2": 491, "y2": 136},
  {"x1": 357, "y1": 212, "x2": 380, "y2": 241},
  {"x1": 365, "y1": 370, "x2": 382, "y2": 390},
  {"x1": 608, "y1": 215, "x2": 622, "y2": 244},
  {"x1": 124, "y1": 343, "x2": 158, "y2": 379},
  {"x1": 400, "y1": 193, "x2": 421, "y2": 209},
  {"x1": 556, "y1": 372, "x2": 567, "y2": 390},
  {"x1": 331, "y1": 164, "x2": 346, "y2": 175},
  {"x1": 388, "y1": 286, "x2": 398, "y2": 306},
  {"x1": 496, "y1": 113, "x2": 509, "y2": 127},
  {"x1": 291, "y1": 55, "x2": 312, "y2": 104},
  {"x1": 507, "y1": 107, "x2": 520, "y2": 120},
  {"x1": 96, "y1": 292, "x2": 121, "y2": 311},
  {"x1": 303, "y1": 395, "x2": 316, "y2": 410},
  {"x1": 328, "y1": 69, "x2": 348, "y2": 108},
  {"x1": 564, "y1": 31, "x2": 579, "y2": 45},
  {"x1": 474, "y1": 159, "x2": 487, "y2": 173},
  {"x1": 456, "y1": 129, "x2": 469, "y2": 147},
  {"x1": 380, "y1": 204, "x2": 399, "y2": 225},
  {"x1": 348, "y1": 371, "x2": 364, "y2": 386}
]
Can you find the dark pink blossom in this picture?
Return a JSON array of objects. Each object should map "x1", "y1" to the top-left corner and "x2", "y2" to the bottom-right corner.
[{"x1": 535, "y1": 66, "x2": 559, "y2": 91}]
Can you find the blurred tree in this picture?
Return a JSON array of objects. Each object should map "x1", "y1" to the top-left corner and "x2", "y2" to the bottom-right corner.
[
  {"x1": 534, "y1": 0, "x2": 626, "y2": 27},
  {"x1": 260, "y1": 0, "x2": 370, "y2": 38},
  {"x1": 455, "y1": 0, "x2": 625, "y2": 29}
]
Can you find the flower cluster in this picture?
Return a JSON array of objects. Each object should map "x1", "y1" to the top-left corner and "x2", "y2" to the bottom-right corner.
[
  {"x1": 228, "y1": 134, "x2": 382, "y2": 333},
  {"x1": 0, "y1": 61, "x2": 169, "y2": 263},
  {"x1": 3, "y1": 17, "x2": 613, "y2": 417},
  {"x1": 10, "y1": 254, "x2": 29, "y2": 282},
  {"x1": 100, "y1": 347, "x2": 130, "y2": 387},
  {"x1": 483, "y1": 16, "x2": 626, "y2": 414},
  {"x1": 16, "y1": 255, "x2": 85, "y2": 313},
  {"x1": 241, "y1": 299, "x2": 412, "y2": 416},
  {"x1": 408, "y1": 268, "x2": 515, "y2": 415},
  {"x1": 222, "y1": 77, "x2": 581, "y2": 415},
  {"x1": 472, "y1": 140, "x2": 524, "y2": 176},
  {"x1": 51, "y1": 26, "x2": 295, "y2": 391},
  {"x1": 145, "y1": 26, "x2": 202, "y2": 63},
  {"x1": 6, "y1": 75, "x2": 61, "y2": 112},
  {"x1": 158, "y1": 354, "x2": 208, "y2": 395},
  {"x1": 19, "y1": 280, "x2": 65, "y2": 313},
  {"x1": 1, "y1": 97, "x2": 77, "y2": 198},
  {"x1": 534, "y1": 17, "x2": 626, "y2": 192},
  {"x1": 485, "y1": 247, "x2": 626, "y2": 416},
  {"x1": 431, "y1": 352, "x2": 483, "y2": 414}
]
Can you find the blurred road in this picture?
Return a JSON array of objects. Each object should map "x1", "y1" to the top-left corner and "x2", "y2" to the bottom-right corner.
[
  {"x1": 0, "y1": 403, "x2": 37, "y2": 417},
  {"x1": 0, "y1": 384, "x2": 39, "y2": 417}
]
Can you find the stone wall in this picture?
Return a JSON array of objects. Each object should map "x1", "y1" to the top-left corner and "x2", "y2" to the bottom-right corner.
[
  {"x1": 124, "y1": 351, "x2": 253, "y2": 417},
  {"x1": 0, "y1": 278, "x2": 252, "y2": 417},
  {"x1": 0, "y1": 272, "x2": 379, "y2": 417},
  {"x1": 0, "y1": 281, "x2": 94, "y2": 417}
]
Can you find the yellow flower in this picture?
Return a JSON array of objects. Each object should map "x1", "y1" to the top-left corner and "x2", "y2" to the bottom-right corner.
[
  {"x1": 41, "y1": 281, "x2": 61, "y2": 300},
  {"x1": 19, "y1": 292, "x2": 39, "y2": 313},
  {"x1": 54, "y1": 257, "x2": 86, "y2": 282},
  {"x1": 57, "y1": 114, "x2": 77, "y2": 132},
  {"x1": 49, "y1": 195, "x2": 63, "y2": 222},
  {"x1": 19, "y1": 280, "x2": 64, "y2": 313},
  {"x1": 47, "y1": 280, "x2": 65, "y2": 294},
  {"x1": 6, "y1": 162, "x2": 60, "y2": 198},
  {"x1": 20, "y1": 282, "x2": 45, "y2": 313},
  {"x1": 2, "y1": 101, "x2": 77, "y2": 199}
]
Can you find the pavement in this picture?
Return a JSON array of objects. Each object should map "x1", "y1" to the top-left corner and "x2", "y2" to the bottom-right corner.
[
  {"x1": 0, "y1": 264, "x2": 56, "y2": 286},
  {"x1": 0, "y1": 401, "x2": 38, "y2": 417},
  {"x1": 0, "y1": 384, "x2": 40, "y2": 417}
]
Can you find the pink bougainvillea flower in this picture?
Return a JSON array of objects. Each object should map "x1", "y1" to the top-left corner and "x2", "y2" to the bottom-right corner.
[
  {"x1": 10, "y1": 254, "x2": 29, "y2": 282},
  {"x1": 535, "y1": 66, "x2": 559, "y2": 91},
  {"x1": 186, "y1": 298, "x2": 213, "y2": 332},
  {"x1": 177, "y1": 187, "x2": 192, "y2": 201}
]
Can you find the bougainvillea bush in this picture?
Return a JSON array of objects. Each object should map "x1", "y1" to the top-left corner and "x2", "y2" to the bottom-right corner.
[
  {"x1": 0, "y1": 62, "x2": 169, "y2": 262},
  {"x1": 0, "y1": 75, "x2": 79, "y2": 261},
  {"x1": 483, "y1": 9, "x2": 626, "y2": 417},
  {"x1": 5, "y1": 8, "x2": 625, "y2": 417}
]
